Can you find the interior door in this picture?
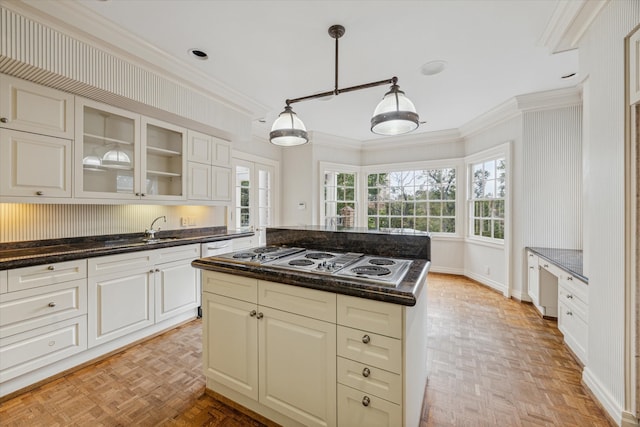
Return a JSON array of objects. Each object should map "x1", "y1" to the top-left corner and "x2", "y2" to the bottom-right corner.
[{"x1": 233, "y1": 159, "x2": 275, "y2": 246}]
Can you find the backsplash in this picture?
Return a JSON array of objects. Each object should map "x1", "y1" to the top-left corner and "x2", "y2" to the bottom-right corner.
[{"x1": 0, "y1": 204, "x2": 226, "y2": 243}]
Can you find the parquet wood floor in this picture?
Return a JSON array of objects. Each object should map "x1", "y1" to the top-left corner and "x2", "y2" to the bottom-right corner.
[{"x1": 0, "y1": 273, "x2": 614, "y2": 426}]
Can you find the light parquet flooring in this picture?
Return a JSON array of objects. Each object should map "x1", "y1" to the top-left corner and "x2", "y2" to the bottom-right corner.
[{"x1": 0, "y1": 273, "x2": 614, "y2": 426}]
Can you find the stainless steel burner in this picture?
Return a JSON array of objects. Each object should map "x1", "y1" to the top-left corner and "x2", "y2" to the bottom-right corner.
[
  {"x1": 369, "y1": 258, "x2": 396, "y2": 266},
  {"x1": 351, "y1": 266, "x2": 391, "y2": 276},
  {"x1": 305, "y1": 252, "x2": 335, "y2": 260}
]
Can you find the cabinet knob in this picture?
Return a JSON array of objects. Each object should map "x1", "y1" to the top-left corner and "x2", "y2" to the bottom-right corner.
[
  {"x1": 256, "y1": 312, "x2": 264, "y2": 319},
  {"x1": 155, "y1": 268, "x2": 160, "y2": 272},
  {"x1": 566, "y1": 294, "x2": 573, "y2": 299},
  {"x1": 362, "y1": 367, "x2": 371, "y2": 378},
  {"x1": 249, "y1": 310, "x2": 257, "y2": 317},
  {"x1": 48, "y1": 302, "x2": 56, "y2": 308},
  {"x1": 48, "y1": 340, "x2": 56, "y2": 347},
  {"x1": 543, "y1": 264, "x2": 549, "y2": 268},
  {"x1": 362, "y1": 334, "x2": 371, "y2": 344},
  {"x1": 361, "y1": 396, "x2": 370, "y2": 407},
  {"x1": 149, "y1": 269, "x2": 155, "y2": 273},
  {"x1": 141, "y1": 193, "x2": 146, "y2": 197},
  {"x1": 529, "y1": 266, "x2": 534, "y2": 269},
  {"x1": 36, "y1": 191, "x2": 44, "y2": 196},
  {"x1": 566, "y1": 311, "x2": 573, "y2": 316},
  {"x1": 0, "y1": 117, "x2": 8, "y2": 123},
  {"x1": 136, "y1": 193, "x2": 141, "y2": 196},
  {"x1": 47, "y1": 265, "x2": 55, "y2": 271}
]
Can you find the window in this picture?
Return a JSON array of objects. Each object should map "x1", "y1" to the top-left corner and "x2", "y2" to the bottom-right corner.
[
  {"x1": 366, "y1": 168, "x2": 456, "y2": 233},
  {"x1": 323, "y1": 170, "x2": 357, "y2": 227},
  {"x1": 469, "y1": 158, "x2": 505, "y2": 240}
]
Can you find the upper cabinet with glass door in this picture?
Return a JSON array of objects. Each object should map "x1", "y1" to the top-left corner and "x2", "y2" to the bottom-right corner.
[
  {"x1": 142, "y1": 117, "x2": 186, "y2": 201},
  {"x1": 75, "y1": 98, "x2": 141, "y2": 200}
]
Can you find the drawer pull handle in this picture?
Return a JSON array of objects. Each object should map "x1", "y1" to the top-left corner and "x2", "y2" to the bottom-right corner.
[
  {"x1": 48, "y1": 340, "x2": 55, "y2": 347},
  {"x1": 36, "y1": 191, "x2": 44, "y2": 196},
  {"x1": 47, "y1": 265, "x2": 55, "y2": 271},
  {"x1": 0, "y1": 117, "x2": 8, "y2": 123},
  {"x1": 362, "y1": 367, "x2": 371, "y2": 377},
  {"x1": 362, "y1": 396, "x2": 370, "y2": 407},
  {"x1": 543, "y1": 264, "x2": 549, "y2": 268},
  {"x1": 567, "y1": 276, "x2": 573, "y2": 281},
  {"x1": 256, "y1": 312, "x2": 264, "y2": 319},
  {"x1": 249, "y1": 310, "x2": 257, "y2": 317},
  {"x1": 155, "y1": 268, "x2": 160, "y2": 272},
  {"x1": 149, "y1": 269, "x2": 155, "y2": 273},
  {"x1": 48, "y1": 302, "x2": 56, "y2": 308},
  {"x1": 362, "y1": 334, "x2": 371, "y2": 344},
  {"x1": 566, "y1": 311, "x2": 573, "y2": 316},
  {"x1": 566, "y1": 294, "x2": 573, "y2": 299}
]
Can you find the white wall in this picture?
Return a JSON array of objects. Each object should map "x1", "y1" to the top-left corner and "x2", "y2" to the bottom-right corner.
[{"x1": 578, "y1": 1, "x2": 640, "y2": 424}]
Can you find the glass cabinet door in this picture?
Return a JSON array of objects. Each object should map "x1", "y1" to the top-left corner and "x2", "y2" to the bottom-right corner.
[
  {"x1": 75, "y1": 99, "x2": 140, "y2": 199},
  {"x1": 141, "y1": 118, "x2": 186, "y2": 200}
]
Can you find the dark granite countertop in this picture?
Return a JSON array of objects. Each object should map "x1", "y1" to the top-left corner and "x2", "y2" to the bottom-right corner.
[
  {"x1": 0, "y1": 227, "x2": 253, "y2": 270},
  {"x1": 192, "y1": 257, "x2": 430, "y2": 307},
  {"x1": 526, "y1": 247, "x2": 587, "y2": 283}
]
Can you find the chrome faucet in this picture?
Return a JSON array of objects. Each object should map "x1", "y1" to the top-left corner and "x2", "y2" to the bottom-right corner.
[{"x1": 144, "y1": 215, "x2": 166, "y2": 241}]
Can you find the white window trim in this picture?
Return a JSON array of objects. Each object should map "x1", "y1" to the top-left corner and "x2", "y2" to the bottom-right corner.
[
  {"x1": 361, "y1": 158, "x2": 464, "y2": 237},
  {"x1": 319, "y1": 161, "x2": 362, "y2": 228},
  {"x1": 464, "y1": 142, "x2": 511, "y2": 246}
]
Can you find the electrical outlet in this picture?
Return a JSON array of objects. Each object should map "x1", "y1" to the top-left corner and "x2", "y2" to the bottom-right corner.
[
  {"x1": 180, "y1": 217, "x2": 188, "y2": 227},
  {"x1": 188, "y1": 216, "x2": 196, "y2": 226},
  {"x1": 484, "y1": 265, "x2": 491, "y2": 275}
]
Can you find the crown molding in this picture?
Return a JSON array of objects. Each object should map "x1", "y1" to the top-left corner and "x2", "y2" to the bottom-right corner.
[
  {"x1": 8, "y1": 0, "x2": 267, "y2": 118},
  {"x1": 361, "y1": 128, "x2": 462, "y2": 151},
  {"x1": 460, "y1": 86, "x2": 581, "y2": 138},
  {"x1": 539, "y1": 0, "x2": 609, "y2": 54}
]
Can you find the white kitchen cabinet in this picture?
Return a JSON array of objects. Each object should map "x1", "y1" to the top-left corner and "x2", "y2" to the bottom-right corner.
[
  {"x1": 0, "y1": 271, "x2": 6, "y2": 294},
  {"x1": 202, "y1": 271, "x2": 337, "y2": 427},
  {"x1": 0, "y1": 129, "x2": 72, "y2": 199},
  {"x1": 74, "y1": 98, "x2": 141, "y2": 200},
  {"x1": 526, "y1": 250, "x2": 558, "y2": 318},
  {"x1": 142, "y1": 117, "x2": 186, "y2": 201},
  {"x1": 186, "y1": 130, "x2": 231, "y2": 202},
  {"x1": 202, "y1": 270, "x2": 428, "y2": 427},
  {"x1": 0, "y1": 74, "x2": 74, "y2": 139},
  {"x1": 155, "y1": 257, "x2": 200, "y2": 323},
  {"x1": 557, "y1": 274, "x2": 588, "y2": 364},
  {"x1": 527, "y1": 251, "x2": 540, "y2": 306},
  {"x1": 0, "y1": 258, "x2": 88, "y2": 383}
]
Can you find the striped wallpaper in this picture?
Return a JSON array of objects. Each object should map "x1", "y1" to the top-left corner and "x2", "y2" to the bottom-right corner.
[{"x1": 0, "y1": 204, "x2": 226, "y2": 243}]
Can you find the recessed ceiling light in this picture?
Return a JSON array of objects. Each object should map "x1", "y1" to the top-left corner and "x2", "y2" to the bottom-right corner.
[
  {"x1": 188, "y1": 48, "x2": 209, "y2": 60},
  {"x1": 420, "y1": 60, "x2": 447, "y2": 76},
  {"x1": 561, "y1": 72, "x2": 576, "y2": 79}
]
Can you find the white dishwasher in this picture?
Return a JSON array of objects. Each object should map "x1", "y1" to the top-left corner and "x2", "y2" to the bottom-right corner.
[
  {"x1": 198, "y1": 240, "x2": 233, "y2": 318},
  {"x1": 200, "y1": 239, "x2": 234, "y2": 257}
]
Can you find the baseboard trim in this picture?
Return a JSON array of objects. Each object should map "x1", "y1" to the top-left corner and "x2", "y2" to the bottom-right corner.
[
  {"x1": 429, "y1": 266, "x2": 465, "y2": 275},
  {"x1": 582, "y1": 366, "x2": 625, "y2": 426},
  {"x1": 622, "y1": 411, "x2": 639, "y2": 427},
  {"x1": 464, "y1": 270, "x2": 507, "y2": 295}
]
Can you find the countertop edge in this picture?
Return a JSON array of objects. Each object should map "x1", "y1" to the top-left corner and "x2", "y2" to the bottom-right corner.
[
  {"x1": 526, "y1": 247, "x2": 588, "y2": 284},
  {"x1": 192, "y1": 258, "x2": 430, "y2": 307}
]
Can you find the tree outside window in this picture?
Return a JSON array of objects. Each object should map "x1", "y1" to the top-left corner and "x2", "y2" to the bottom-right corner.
[
  {"x1": 469, "y1": 158, "x2": 505, "y2": 240},
  {"x1": 323, "y1": 171, "x2": 357, "y2": 227}
]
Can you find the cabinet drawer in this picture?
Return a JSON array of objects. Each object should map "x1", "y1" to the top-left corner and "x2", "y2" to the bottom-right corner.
[
  {"x1": 558, "y1": 276, "x2": 588, "y2": 305},
  {"x1": 0, "y1": 315, "x2": 87, "y2": 382},
  {"x1": 337, "y1": 356, "x2": 401, "y2": 404},
  {"x1": 337, "y1": 383, "x2": 401, "y2": 427},
  {"x1": 0, "y1": 279, "x2": 87, "y2": 338},
  {"x1": 337, "y1": 294, "x2": 402, "y2": 339},
  {"x1": 8, "y1": 260, "x2": 86, "y2": 292},
  {"x1": 558, "y1": 300, "x2": 588, "y2": 363},
  {"x1": 558, "y1": 283, "x2": 587, "y2": 320},
  {"x1": 526, "y1": 251, "x2": 538, "y2": 268},
  {"x1": 202, "y1": 271, "x2": 257, "y2": 303},
  {"x1": 337, "y1": 326, "x2": 402, "y2": 374},
  {"x1": 88, "y1": 251, "x2": 153, "y2": 277},
  {"x1": 538, "y1": 259, "x2": 563, "y2": 278},
  {"x1": 258, "y1": 280, "x2": 336, "y2": 322},
  {"x1": 155, "y1": 244, "x2": 200, "y2": 264}
]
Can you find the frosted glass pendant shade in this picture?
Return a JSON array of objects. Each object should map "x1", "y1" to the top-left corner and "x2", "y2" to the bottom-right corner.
[
  {"x1": 269, "y1": 105, "x2": 309, "y2": 146},
  {"x1": 102, "y1": 149, "x2": 131, "y2": 166},
  {"x1": 371, "y1": 84, "x2": 420, "y2": 136}
]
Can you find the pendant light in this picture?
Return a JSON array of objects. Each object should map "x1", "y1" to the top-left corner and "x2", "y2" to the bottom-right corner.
[{"x1": 270, "y1": 25, "x2": 420, "y2": 146}]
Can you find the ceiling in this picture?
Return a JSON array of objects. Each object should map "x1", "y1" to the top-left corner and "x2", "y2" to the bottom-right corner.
[{"x1": 74, "y1": 0, "x2": 577, "y2": 142}]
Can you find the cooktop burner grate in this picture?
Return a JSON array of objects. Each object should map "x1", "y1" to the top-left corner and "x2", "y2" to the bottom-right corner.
[
  {"x1": 253, "y1": 247, "x2": 279, "y2": 254},
  {"x1": 351, "y1": 266, "x2": 391, "y2": 276},
  {"x1": 288, "y1": 259, "x2": 315, "y2": 266},
  {"x1": 305, "y1": 252, "x2": 336, "y2": 260},
  {"x1": 369, "y1": 258, "x2": 395, "y2": 266}
]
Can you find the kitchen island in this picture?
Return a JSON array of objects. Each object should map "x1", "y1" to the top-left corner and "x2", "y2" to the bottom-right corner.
[{"x1": 192, "y1": 226, "x2": 431, "y2": 427}]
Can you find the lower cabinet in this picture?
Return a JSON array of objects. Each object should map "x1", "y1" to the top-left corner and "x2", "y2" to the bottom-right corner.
[
  {"x1": 202, "y1": 270, "x2": 429, "y2": 427},
  {"x1": 557, "y1": 274, "x2": 588, "y2": 364},
  {"x1": 203, "y1": 273, "x2": 336, "y2": 427}
]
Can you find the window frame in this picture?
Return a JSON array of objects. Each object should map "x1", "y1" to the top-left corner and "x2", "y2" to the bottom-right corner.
[
  {"x1": 361, "y1": 160, "x2": 463, "y2": 237},
  {"x1": 465, "y1": 144, "x2": 510, "y2": 246},
  {"x1": 319, "y1": 162, "x2": 361, "y2": 228}
]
